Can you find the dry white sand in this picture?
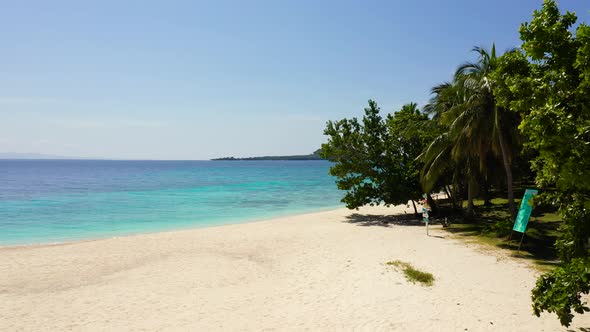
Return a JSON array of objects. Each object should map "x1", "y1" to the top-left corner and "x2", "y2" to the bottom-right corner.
[{"x1": 1, "y1": 204, "x2": 589, "y2": 331}]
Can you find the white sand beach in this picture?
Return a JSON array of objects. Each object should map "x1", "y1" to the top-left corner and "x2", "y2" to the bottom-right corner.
[{"x1": 1, "y1": 204, "x2": 588, "y2": 331}]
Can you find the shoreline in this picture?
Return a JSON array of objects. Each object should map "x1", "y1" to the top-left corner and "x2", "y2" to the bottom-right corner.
[
  {"x1": 2, "y1": 204, "x2": 588, "y2": 331},
  {"x1": 0, "y1": 204, "x2": 344, "y2": 249}
]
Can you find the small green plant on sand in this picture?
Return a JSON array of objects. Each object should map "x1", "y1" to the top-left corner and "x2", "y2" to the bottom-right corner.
[{"x1": 387, "y1": 260, "x2": 434, "y2": 286}]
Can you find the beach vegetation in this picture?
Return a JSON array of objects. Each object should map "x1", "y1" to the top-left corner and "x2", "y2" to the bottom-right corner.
[
  {"x1": 491, "y1": 1, "x2": 590, "y2": 326},
  {"x1": 444, "y1": 197, "x2": 561, "y2": 268},
  {"x1": 323, "y1": 0, "x2": 590, "y2": 326},
  {"x1": 321, "y1": 101, "x2": 437, "y2": 215},
  {"x1": 387, "y1": 260, "x2": 435, "y2": 286}
]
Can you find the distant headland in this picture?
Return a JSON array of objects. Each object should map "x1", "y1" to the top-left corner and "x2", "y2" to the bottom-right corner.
[{"x1": 212, "y1": 149, "x2": 324, "y2": 161}]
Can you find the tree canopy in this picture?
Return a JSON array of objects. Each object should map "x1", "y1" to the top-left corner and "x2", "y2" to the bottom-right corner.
[
  {"x1": 492, "y1": 0, "x2": 590, "y2": 325},
  {"x1": 321, "y1": 101, "x2": 434, "y2": 210}
]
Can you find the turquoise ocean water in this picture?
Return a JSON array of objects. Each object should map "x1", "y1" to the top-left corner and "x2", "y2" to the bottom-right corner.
[{"x1": 0, "y1": 160, "x2": 342, "y2": 246}]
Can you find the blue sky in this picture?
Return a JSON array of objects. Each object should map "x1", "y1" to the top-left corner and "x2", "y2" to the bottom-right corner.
[{"x1": 1, "y1": 1, "x2": 588, "y2": 159}]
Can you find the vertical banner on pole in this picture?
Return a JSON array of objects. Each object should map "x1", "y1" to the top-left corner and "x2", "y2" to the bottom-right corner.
[
  {"x1": 512, "y1": 189, "x2": 539, "y2": 233},
  {"x1": 512, "y1": 189, "x2": 539, "y2": 250}
]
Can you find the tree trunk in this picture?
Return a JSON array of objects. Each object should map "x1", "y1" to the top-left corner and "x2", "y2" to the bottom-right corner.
[
  {"x1": 482, "y1": 178, "x2": 492, "y2": 206},
  {"x1": 427, "y1": 193, "x2": 438, "y2": 216},
  {"x1": 495, "y1": 108, "x2": 516, "y2": 217},
  {"x1": 411, "y1": 200, "x2": 419, "y2": 219},
  {"x1": 444, "y1": 185, "x2": 452, "y2": 202},
  {"x1": 466, "y1": 176, "x2": 475, "y2": 218},
  {"x1": 446, "y1": 185, "x2": 459, "y2": 211}
]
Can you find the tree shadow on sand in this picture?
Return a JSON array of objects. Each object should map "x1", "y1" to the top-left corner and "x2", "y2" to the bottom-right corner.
[
  {"x1": 344, "y1": 213, "x2": 424, "y2": 227},
  {"x1": 344, "y1": 213, "x2": 447, "y2": 239},
  {"x1": 567, "y1": 328, "x2": 590, "y2": 332}
]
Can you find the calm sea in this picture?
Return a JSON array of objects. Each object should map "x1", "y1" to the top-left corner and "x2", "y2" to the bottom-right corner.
[{"x1": 0, "y1": 160, "x2": 342, "y2": 246}]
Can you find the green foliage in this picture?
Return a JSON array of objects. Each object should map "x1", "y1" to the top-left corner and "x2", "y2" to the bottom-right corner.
[
  {"x1": 482, "y1": 218, "x2": 512, "y2": 238},
  {"x1": 419, "y1": 81, "x2": 463, "y2": 194},
  {"x1": 553, "y1": 199, "x2": 590, "y2": 262},
  {"x1": 321, "y1": 100, "x2": 434, "y2": 209},
  {"x1": 532, "y1": 258, "x2": 590, "y2": 327},
  {"x1": 492, "y1": 0, "x2": 590, "y2": 326},
  {"x1": 387, "y1": 260, "x2": 435, "y2": 286},
  {"x1": 420, "y1": 45, "x2": 521, "y2": 216},
  {"x1": 321, "y1": 0, "x2": 589, "y2": 326}
]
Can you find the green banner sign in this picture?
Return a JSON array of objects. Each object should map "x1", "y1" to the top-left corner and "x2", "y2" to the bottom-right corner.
[{"x1": 512, "y1": 189, "x2": 539, "y2": 233}]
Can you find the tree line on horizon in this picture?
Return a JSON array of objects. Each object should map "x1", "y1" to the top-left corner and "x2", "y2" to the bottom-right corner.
[
  {"x1": 212, "y1": 149, "x2": 324, "y2": 161},
  {"x1": 320, "y1": 0, "x2": 590, "y2": 327}
]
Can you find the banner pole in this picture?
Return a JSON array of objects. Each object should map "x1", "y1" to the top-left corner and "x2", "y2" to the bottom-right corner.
[{"x1": 518, "y1": 232, "x2": 526, "y2": 251}]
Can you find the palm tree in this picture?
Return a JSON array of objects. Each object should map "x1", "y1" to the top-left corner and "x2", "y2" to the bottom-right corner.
[
  {"x1": 420, "y1": 80, "x2": 479, "y2": 215},
  {"x1": 421, "y1": 82, "x2": 459, "y2": 193},
  {"x1": 420, "y1": 45, "x2": 520, "y2": 217},
  {"x1": 455, "y1": 45, "x2": 518, "y2": 216}
]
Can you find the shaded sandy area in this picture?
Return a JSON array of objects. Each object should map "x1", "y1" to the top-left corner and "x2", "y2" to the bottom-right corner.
[{"x1": 1, "y1": 204, "x2": 589, "y2": 331}]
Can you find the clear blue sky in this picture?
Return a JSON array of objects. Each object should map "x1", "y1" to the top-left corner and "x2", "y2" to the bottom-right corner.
[{"x1": 1, "y1": 1, "x2": 588, "y2": 159}]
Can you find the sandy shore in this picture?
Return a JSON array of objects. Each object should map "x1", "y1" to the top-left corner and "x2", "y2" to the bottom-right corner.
[{"x1": 1, "y1": 204, "x2": 588, "y2": 331}]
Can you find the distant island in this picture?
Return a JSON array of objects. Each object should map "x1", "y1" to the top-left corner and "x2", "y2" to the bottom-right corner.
[{"x1": 212, "y1": 149, "x2": 324, "y2": 161}]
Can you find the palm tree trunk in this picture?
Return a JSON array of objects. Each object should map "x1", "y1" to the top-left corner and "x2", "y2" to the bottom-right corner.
[
  {"x1": 482, "y1": 177, "x2": 492, "y2": 206},
  {"x1": 444, "y1": 185, "x2": 458, "y2": 211},
  {"x1": 466, "y1": 177, "x2": 475, "y2": 218},
  {"x1": 444, "y1": 185, "x2": 456, "y2": 209},
  {"x1": 453, "y1": 184, "x2": 460, "y2": 211},
  {"x1": 495, "y1": 109, "x2": 516, "y2": 217},
  {"x1": 427, "y1": 193, "x2": 439, "y2": 215},
  {"x1": 411, "y1": 200, "x2": 419, "y2": 219},
  {"x1": 444, "y1": 185, "x2": 452, "y2": 200},
  {"x1": 498, "y1": 136, "x2": 516, "y2": 217}
]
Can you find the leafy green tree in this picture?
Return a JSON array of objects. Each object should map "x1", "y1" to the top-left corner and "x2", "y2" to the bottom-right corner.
[
  {"x1": 493, "y1": 0, "x2": 590, "y2": 326},
  {"x1": 321, "y1": 100, "x2": 434, "y2": 214},
  {"x1": 389, "y1": 103, "x2": 440, "y2": 210}
]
